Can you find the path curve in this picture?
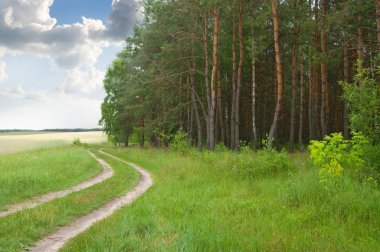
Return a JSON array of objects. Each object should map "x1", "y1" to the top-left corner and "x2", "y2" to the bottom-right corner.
[
  {"x1": 0, "y1": 151, "x2": 113, "y2": 218},
  {"x1": 29, "y1": 149, "x2": 153, "y2": 252}
]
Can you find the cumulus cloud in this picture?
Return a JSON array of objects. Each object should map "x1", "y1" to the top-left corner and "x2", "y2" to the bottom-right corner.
[
  {"x1": 63, "y1": 66, "x2": 105, "y2": 94},
  {"x1": 0, "y1": 61, "x2": 7, "y2": 82},
  {"x1": 106, "y1": 0, "x2": 142, "y2": 41},
  {"x1": 0, "y1": 0, "x2": 140, "y2": 93}
]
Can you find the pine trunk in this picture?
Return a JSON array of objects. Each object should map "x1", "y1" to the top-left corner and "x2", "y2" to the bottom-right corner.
[
  {"x1": 268, "y1": 0, "x2": 284, "y2": 147},
  {"x1": 290, "y1": 6, "x2": 297, "y2": 152},
  {"x1": 231, "y1": 3, "x2": 237, "y2": 150},
  {"x1": 343, "y1": 37, "x2": 350, "y2": 139},
  {"x1": 204, "y1": 11, "x2": 211, "y2": 148},
  {"x1": 251, "y1": 30, "x2": 258, "y2": 147},
  {"x1": 217, "y1": 68, "x2": 225, "y2": 144},
  {"x1": 320, "y1": 0, "x2": 329, "y2": 137},
  {"x1": 234, "y1": 0, "x2": 244, "y2": 149},
  {"x1": 209, "y1": 8, "x2": 220, "y2": 150},
  {"x1": 299, "y1": 49, "x2": 304, "y2": 151}
]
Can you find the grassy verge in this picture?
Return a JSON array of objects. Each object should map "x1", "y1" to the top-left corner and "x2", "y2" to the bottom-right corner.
[
  {"x1": 62, "y1": 147, "x2": 380, "y2": 251},
  {"x1": 0, "y1": 149, "x2": 139, "y2": 252},
  {"x1": 0, "y1": 147, "x2": 103, "y2": 210}
]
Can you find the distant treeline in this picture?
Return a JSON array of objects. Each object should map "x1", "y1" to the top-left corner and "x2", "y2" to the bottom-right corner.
[{"x1": 0, "y1": 128, "x2": 102, "y2": 133}]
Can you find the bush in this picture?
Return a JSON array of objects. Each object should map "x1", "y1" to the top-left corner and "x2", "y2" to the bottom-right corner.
[
  {"x1": 72, "y1": 138, "x2": 82, "y2": 146},
  {"x1": 169, "y1": 131, "x2": 190, "y2": 155},
  {"x1": 341, "y1": 64, "x2": 380, "y2": 143},
  {"x1": 233, "y1": 149, "x2": 293, "y2": 180},
  {"x1": 308, "y1": 132, "x2": 368, "y2": 183}
]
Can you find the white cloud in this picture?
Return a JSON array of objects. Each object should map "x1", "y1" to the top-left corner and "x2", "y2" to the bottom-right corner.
[
  {"x1": 64, "y1": 66, "x2": 105, "y2": 94},
  {"x1": 0, "y1": 61, "x2": 7, "y2": 82},
  {"x1": 0, "y1": 89, "x2": 102, "y2": 129},
  {"x1": 0, "y1": 0, "x2": 140, "y2": 94},
  {"x1": 0, "y1": 0, "x2": 141, "y2": 128}
]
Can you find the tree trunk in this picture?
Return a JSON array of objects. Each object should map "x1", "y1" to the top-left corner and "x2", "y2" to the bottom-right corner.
[
  {"x1": 140, "y1": 116, "x2": 145, "y2": 148},
  {"x1": 358, "y1": 9, "x2": 364, "y2": 66},
  {"x1": 234, "y1": 0, "x2": 244, "y2": 149},
  {"x1": 268, "y1": 0, "x2": 284, "y2": 147},
  {"x1": 217, "y1": 68, "x2": 225, "y2": 144},
  {"x1": 320, "y1": 0, "x2": 329, "y2": 137},
  {"x1": 251, "y1": 29, "x2": 258, "y2": 148},
  {"x1": 204, "y1": 11, "x2": 211, "y2": 148},
  {"x1": 308, "y1": 0, "x2": 315, "y2": 141},
  {"x1": 209, "y1": 8, "x2": 220, "y2": 150},
  {"x1": 343, "y1": 37, "x2": 350, "y2": 139},
  {"x1": 299, "y1": 49, "x2": 304, "y2": 151},
  {"x1": 231, "y1": 2, "x2": 237, "y2": 150},
  {"x1": 377, "y1": 0, "x2": 380, "y2": 52},
  {"x1": 290, "y1": 5, "x2": 297, "y2": 152}
]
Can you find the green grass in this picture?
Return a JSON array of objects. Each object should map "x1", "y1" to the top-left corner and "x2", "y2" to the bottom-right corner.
[
  {"x1": 0, "y1": 147, "x2": 103, "y2": 210},
  {"x1": 62, "y1": 147, "x2": 380, "y2": 252},
  {"x1": 0, "y1": 149, "x2": 140, "y2": 252}
]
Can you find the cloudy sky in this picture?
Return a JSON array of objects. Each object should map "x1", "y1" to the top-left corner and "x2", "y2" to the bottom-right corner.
[{"x1": 0, "y1": 0, "x2": 141, "y2": 129}]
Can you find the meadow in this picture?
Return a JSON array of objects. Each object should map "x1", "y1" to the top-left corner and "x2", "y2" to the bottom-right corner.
[
  {"x1": 0, "y1": 131, "x2": 106, "y2": 153},
  {"x1": 62, "y1": 147, "x2": 380, "y2": 251},
  {"x1": 1, "y1": 132, "x2": 379, "y2": 251}
]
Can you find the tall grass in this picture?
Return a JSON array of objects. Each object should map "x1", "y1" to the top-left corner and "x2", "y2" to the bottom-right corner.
[
  {"x1": 0, "y1": 150, "x2": 139, "y2": 251},
  {"x1": 0, "y1": 147, "x2": 102, "y2": 210},
  {"x1": 62, "y1": 147, "x2": 380, "y2": 251}
]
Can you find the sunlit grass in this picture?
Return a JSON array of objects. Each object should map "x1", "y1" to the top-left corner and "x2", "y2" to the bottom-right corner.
[
  {"x1": 0, "y1": 147, "x2": 102, "y2": 210},
  {"x1": 0, "y1": 149, "x2": 139, "y2": 251},
  {"x1": 62, "y1": 147, "x2": 380, "y2": 251}
]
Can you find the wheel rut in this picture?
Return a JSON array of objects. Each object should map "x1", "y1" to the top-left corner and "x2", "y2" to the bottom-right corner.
[
  {"x1": 0, "y1": 151, "x2": 113, "y2": 218},
  {"x1": 28, "y1": 149, "x2": 153, "y2": 252}
]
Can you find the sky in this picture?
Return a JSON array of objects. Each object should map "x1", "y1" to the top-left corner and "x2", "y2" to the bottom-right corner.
[{"x1": 0, "y1": 0, "x2": 142, "y2": 129}]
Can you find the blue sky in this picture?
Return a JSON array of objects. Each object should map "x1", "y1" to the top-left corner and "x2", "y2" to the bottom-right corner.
[
  {"x1": 50, "y1": 0, "x2": 112, "y2": 25},
  {"x1": 0, "y1": 0, "x2": 141, "y2": 129}
]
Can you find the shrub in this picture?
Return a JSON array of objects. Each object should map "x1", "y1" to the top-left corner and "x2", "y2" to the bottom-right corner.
[
  {"x1": 169, "y1": 131, "x2": 190, "y2": 155},
  {"x1": 72, "y1": 138, "x2": 82, "y2": 146},
  {"x1": 233, "y1": 149, "x2": 292, "y2": 180},
  {"x1": 341, "y1": 64, "x2": 380, "y2": 143},
  {"x1": 308, "y1": 132, "x2": 368, "y2": 182}
]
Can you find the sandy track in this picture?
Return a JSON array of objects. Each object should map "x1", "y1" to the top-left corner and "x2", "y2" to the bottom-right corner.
[
  {"x1": 29, "y1": 149, "x2": 153, "y2": 252},
  {"x1": 0, "y1": 151, "x2": 113, "y2": 218}
]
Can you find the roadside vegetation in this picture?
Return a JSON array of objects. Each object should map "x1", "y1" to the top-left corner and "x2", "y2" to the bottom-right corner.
[
  {"x1": 62, "y1": 146, "x2": 380, "y2": 251},
  {"x1": 0, "y1": 149, "x2": 139, "y2": 251},
  {"x1": 0, "y1": 147, "x2": 102, "y2": 210}
]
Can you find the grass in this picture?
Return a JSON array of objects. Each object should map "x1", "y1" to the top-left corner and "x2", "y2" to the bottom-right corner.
[
  {"x1": 0, "y1": 147, "x2": 103, "y2": 210},
  {"x1": 0, "y1": 149, "x2": 140, "y2": 252},
  {"x1": 0, "y1": 131, "x2": 106, "y2": 153},
  {"x1": 61, "y1": 147, "x2": 380, "y2": 252}
]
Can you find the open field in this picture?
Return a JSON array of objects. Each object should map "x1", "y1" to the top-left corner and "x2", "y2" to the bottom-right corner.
[
  {"x1": 0, "y1": 147, "x2": 102, "y2": 211},
  {"x1": 62, "y1": 147, "x2": 380, "y2": 252},
  {"x1": 0, "y1": 149, "x2": 139, "y2": 251},
  {"x1": 0, "y1": 131, "x2": 106, "y2": 153}
]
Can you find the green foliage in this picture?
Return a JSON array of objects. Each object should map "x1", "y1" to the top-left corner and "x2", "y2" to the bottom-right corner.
[
  {"x1": 233, "y1": 149, "x2": 292, "y2": 180},
  {"x1": 341, "y1": 64, "x2": 380, "y2": 143},
  {"x1": 308, "y1": 132, "x2": 368, "y2": 182},
  {"x1": 72, "y1": 138, "x2": 82, "y2": 146},
  {"x1": 215, "y1": 142, "x2": 229, "y2": 152},
  {"x1": 63, "y1": 148, "x2": 380, "y2": 251},
  {"x1": 169, "y1": 131, "x2": 190, "y2": 155},
  {"x1": 72, "y1": 138, "x2": 89, "y2": 148}
]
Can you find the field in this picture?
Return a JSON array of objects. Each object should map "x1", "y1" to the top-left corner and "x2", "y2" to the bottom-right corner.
[
  {"x1": 62, "y1": 148, "x2": 380, "y2": 251},
  {"x1": 0, "y1": 147, "x2": 103, "y2": 210},
  {"x1": 1, "y1": 133, "x2": 379, "y2": 251},
  {"x1": 0, "y1": 131, "x2": 106, "y2": 153}
]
